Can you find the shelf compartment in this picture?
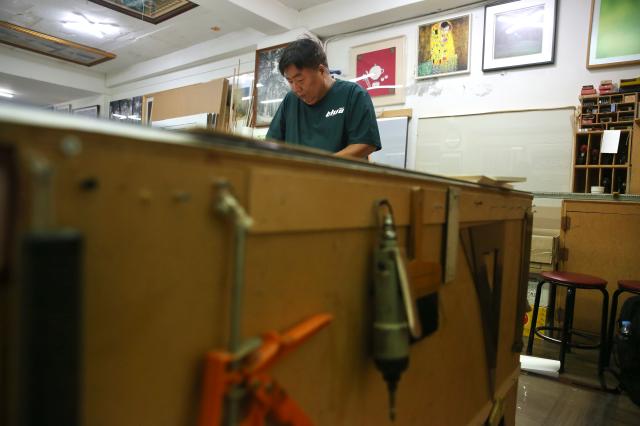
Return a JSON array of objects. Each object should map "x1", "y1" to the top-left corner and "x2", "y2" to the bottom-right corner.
[{"x1": 573, "y1": 168, "x2": 587, "y2": 193}]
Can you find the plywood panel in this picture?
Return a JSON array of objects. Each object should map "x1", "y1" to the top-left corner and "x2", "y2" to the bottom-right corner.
[{"x1": 150, "y1": 78, "x2": 228, "y2": 122}]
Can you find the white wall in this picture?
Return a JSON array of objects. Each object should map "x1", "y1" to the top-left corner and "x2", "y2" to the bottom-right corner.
[{"x1": 324, "y1": 0, "x2": 640, "y2": 169}]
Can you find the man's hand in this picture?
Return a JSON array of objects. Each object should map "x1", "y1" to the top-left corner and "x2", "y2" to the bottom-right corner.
[{"x1": 334, "y1": 143, "x2": 377, "y2": 159}]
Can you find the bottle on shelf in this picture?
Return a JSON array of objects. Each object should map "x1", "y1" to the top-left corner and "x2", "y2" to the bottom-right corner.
[
  {"x1": 590, "y1": 147, "x2": 600, "y2": 164},
  {"x1": 601, "y1": 153, "x2": 614, "y2": 165},
  {"x1": 602, "y1": 176, "x2": 611, "y2": 193},
  {"x1": 577, "y1": 144, "x2": 588, "y2": 165}
]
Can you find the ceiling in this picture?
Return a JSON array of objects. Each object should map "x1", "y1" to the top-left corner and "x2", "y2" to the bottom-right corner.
[
  {"x1": 0, "y1": 0, "x2": 471, "y2": 106},
  {"x1": 0, "y1": 0, "x2": 249, "y2": 73},
  {"x1": 0, "y1": 71, "x2": 99, "y2": 106},
  {"x1": 278, "y1": 0, "x2": 331, "y2": 11}
]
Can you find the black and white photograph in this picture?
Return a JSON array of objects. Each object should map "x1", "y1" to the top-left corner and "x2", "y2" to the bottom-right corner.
[{"x1": 252, "y1": 43, "x2": 289, "y2": 127}]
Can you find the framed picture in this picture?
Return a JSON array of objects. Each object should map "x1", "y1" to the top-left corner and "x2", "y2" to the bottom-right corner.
[
  {"x1": 417, "y1": 14, "x2": 471, "y2": 79},
  {"x1": 53, "y1": 104, "x2": 71, "y2": 114},
  {"x1": 587, "y1": 0, "x2": 640, "y2": 69},
  {"x1": 350, "y1": 36, "x2": 406, "y2": 106},
  {"x1": 227, "y1": 73, "x2": 254, "y2": 128},
  {"x1": 109, "y1": 97, "x2": 142, "y2": 123},
  {"x1": 73, "y1": 105, "x2": 100, "y2": 118},
  {"x1": 252, "y1": 43, "x2": 290, "y2": 128},
  {"x1": 88, "y1": 0, "x2": 198, "y2": 24},
  {"x1": 0, "y1": 21, "x2": 115, "y2": 67},
  {"x1": 482, "y1": 0, "x2": 557, "y2": 71}
]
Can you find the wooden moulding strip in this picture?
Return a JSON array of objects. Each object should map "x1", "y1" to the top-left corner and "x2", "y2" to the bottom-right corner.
[
  {"x1": 247, "y1": 169, "x2": 530, "y2": 234},
  {"x1": 563, "y1": 200, "x2": 640, "y2": 215},
  {"x1": 466, "y1": 367, "x2": 520, "y2": 426}
]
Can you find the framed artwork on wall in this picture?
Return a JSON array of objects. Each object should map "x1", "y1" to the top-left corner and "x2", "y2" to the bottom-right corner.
[
  {"x1": 252, "y1": 43, "x2": 290, "y2": 128},
  {"x1": 482, "y1": 0, "x2": 557, "y2": 72},
  {"x1": 587, "y1": 0, "x2": 640, "y2": 69},
  {"x1": 350, "y1": 36, "x2": 406, "y2": 106},
  {"x1": 0, "y1": 21, "x2": 115, "y2": 67},
  {"x1": 73, "y1": 105, "x2": 100, "y2": 118},
  {"x1": 88, "y1": 0, "x2": 198, "y2": 24},
  {"x1": 417, "y1": 14, "x2": 471, "y2": 79},
  {"x1": 109, "y1": 97, "x2": 142, "y2": 123},
  {"x1": 53, "y1": 104, "x2": 72, "y2": 114}
]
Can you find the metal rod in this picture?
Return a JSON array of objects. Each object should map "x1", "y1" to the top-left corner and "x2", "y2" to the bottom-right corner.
[
  {"x1": 214, "y1": 181, "x2": 253, "y2": 426},
  {"x1": 533, "y1": 191, "x2": 640, "y2": 201}
]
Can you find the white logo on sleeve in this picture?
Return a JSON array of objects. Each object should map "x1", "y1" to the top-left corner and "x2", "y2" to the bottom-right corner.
[{"x1": 325, "y1": 107, "x2": 344, "y2": 118}]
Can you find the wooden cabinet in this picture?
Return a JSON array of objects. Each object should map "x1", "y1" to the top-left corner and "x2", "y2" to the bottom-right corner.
[
  {"x1": 559, "y1": 200, "x2": 640, "y2": 334},
  {"x1": 579, "y1": 92, "x2": 637, "y2": 131}
]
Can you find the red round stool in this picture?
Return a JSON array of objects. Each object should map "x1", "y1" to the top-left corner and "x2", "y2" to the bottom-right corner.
[
  {"x1": 606, "y1": 280, "x2": 640, "y2": 366},
  {"x1": 526, "y1": 271, "x2": 609, "y2": 375}
]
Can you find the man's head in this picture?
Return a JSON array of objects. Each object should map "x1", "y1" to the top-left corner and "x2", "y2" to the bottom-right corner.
[{"x1": 278, "y1": 37, "x2": 331, "y2": 105}]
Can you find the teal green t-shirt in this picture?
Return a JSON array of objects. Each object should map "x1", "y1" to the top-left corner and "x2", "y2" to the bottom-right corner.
[{"x1": 266, "y1": 79, "x2": 382, "y2": 153}]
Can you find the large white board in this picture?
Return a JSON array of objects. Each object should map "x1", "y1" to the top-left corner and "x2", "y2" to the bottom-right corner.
[{"x1": 415, "y1": 108, "x2": 575, "y2": 194}]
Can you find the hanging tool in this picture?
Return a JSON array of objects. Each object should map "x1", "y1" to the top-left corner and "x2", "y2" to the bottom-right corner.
[
  {"x1": 372, "y1": 200, "x2": 420, "y2": 422},
  {"x1": 198, "y1": 313, "x2": 333, "y2": 426}
]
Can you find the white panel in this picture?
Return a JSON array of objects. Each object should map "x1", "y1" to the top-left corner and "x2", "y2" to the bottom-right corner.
[
  {"x1": 416, "y1": 109, "x2": 574, "y2": 193},
  {"x1": 371, "y1": 116, "x2": 408, "y2": 168}
]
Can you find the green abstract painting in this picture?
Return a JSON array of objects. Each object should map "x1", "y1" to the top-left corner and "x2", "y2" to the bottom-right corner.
[{"x1": 588, "y1": 0, "x2": 640, "y2": 68}]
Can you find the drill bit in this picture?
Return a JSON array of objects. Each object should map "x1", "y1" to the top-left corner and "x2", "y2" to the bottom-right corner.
[{"x1": 387, "y1": 379, "x2": 397, "y2": 422}]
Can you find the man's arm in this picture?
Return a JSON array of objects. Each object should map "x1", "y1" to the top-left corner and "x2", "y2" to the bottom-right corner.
[{"x1": 334, "y1": 143, "x2": 377, "y2": 159}]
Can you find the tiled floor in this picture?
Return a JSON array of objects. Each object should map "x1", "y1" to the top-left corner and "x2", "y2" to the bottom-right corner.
[
  {"x1": 516, "y1": 373, "x2": 640, "y2": 425},
  {"x1": 518, "y1": 337, "x2": 640, "y2": 425}
]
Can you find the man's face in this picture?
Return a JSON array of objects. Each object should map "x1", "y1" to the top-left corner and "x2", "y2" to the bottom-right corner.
[{"x1": 283, "y1": 64, "x2": 325, "y2": 105}]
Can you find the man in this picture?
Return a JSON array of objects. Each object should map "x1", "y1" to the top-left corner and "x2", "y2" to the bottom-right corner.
[{"x1": 266, "y1": 37, "x2": 381, "y2": 159}]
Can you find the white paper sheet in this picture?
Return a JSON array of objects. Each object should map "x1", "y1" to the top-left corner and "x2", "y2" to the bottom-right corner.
[
  {"x1": 601, "y1": 130, "x2": 621, "y2": 154},
  {"x1": 520, "y1": 355, "x2": 560, "y2": 378}
]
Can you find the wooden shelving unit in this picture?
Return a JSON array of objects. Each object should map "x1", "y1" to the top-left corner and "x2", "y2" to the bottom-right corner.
[
  {"x1": 572, "y1": 92, "x2": 639, "y2": 194},
  {"x1": 579, "y1": 92, "x2": 638, "y2": 131}
]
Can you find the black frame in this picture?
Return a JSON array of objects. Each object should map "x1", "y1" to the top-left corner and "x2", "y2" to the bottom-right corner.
[{"x1": 482, "y1": 0, "x2": 558, "y2": 72}]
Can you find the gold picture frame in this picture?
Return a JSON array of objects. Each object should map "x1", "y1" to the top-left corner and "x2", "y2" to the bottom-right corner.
[
  {"x1": 587, "y1": 0, "x2": 640, "y2": 69},
  {"x1": 89, "y1": 0, "x2": 198, "y2": 25},
  {"x1": 0, "y1": 21, "x2": 116, "y2": 67}
]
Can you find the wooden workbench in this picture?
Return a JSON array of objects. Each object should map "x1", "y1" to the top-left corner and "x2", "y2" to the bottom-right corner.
[{"x1": 0, "y1": 105, "x2": 532, "y2": 426}]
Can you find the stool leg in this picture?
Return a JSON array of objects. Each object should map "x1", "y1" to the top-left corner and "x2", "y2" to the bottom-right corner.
[
  {"x1": 606, "y1": 289, "x2": 622, "y2": 367},
  {"x1": 559, "y1": 287, "x2": 576, "y2": 374},
  {"x1": 526, "y1": 280, "x2": 545, "y2": 355},
  {"x1": 598, "y1": 288, "x2": 609, "y2": 376},
  {"x1": 566, "y1": 288, "x2": 576, "y2": 353},
  {"x1": 548, "y1": 282, "x2": 557, "y2": 338}
]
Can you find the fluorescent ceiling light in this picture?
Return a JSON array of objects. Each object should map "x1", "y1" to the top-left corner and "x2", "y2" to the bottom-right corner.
[
  {"x1": 241, "y1": 96, "x2": 251, "y2": 101},
  {"x1": 0, "y1": 89, "x2": 14, "y2": 98},
  {"x1": 260, "y1": 99, "x2": 283, "y2": 104},
  {"x1": 62, "y1": 12, "x2": 120, "y2": 39}
]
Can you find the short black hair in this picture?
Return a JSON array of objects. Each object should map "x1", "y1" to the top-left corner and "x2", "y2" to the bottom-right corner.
[{"x1": 278, "y1": 37, "x2": 328, "y2": 76}]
